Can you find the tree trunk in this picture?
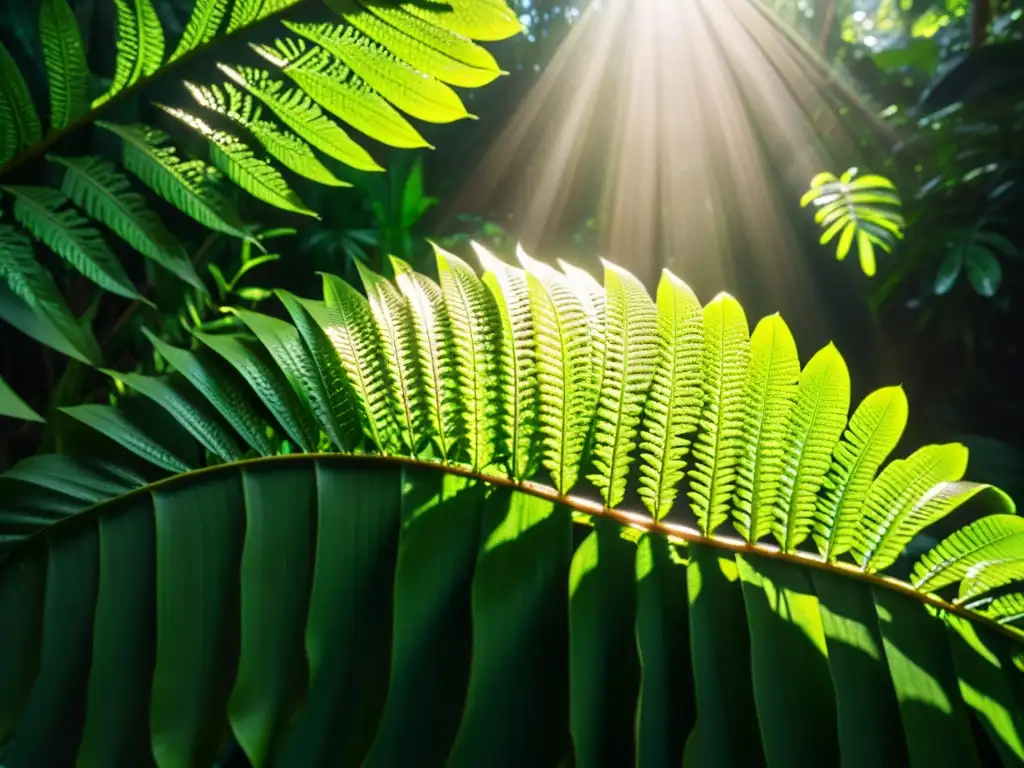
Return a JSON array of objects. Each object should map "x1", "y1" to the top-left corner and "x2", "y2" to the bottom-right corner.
[{"x1": 971, "y1": 0, "x2": 991, "y2": 48}]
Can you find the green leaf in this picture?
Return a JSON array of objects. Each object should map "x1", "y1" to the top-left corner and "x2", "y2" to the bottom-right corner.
[
  {"x1": 965, "y1": 245, "x2": 1003, "y2": 297},
  {"x1": 0, "y1": 42, "x2": 42, "y2": 165},
  {"x1": 251, "y1": 38, "x2": 429, "y2": 151},
  {"x1": 98, "y1": 121, "x2": 251, "y2": 241},
  {"x1": 220, "y1": 64, "x2": 383, "y2": 173},
  {"x1": 315, "y1": 276, "x2": 400, "y2": 452},
  {"x1": 588, "y1": 261, "x2": 659, "y2": 508},
  {"x1": 0, "y1": 225, "x2": 101, "y2": 364},
  {"x1": 518, "y1": 247, "x2": 594, "y2": 492},
  {"x1": 284, "y1": 22, "x2": 472, "y2": 124},
  {"x1": 386, "y1": 0, "x2": 524, "y2": 42},
  {"x1": 185, "y1": 80, "x2": 348, "y2": 188},
  {"x1": 144, "y1": 328, "x2": 276, "y2": 457},
  {"x1": 2, "y1": 185, "x2": 144, "y2": 301},
  {"x1": 361, "y1": 4, "x2": 503, "y2": 70},
  {"x1": 816, "y1": 386, "x2": 908, "y2": 561},
  {"x1": 93, "y1": 0, "x2": 165, "y2": 108},
  {"x1": 394, "y1": 255, "x2": 461, "y2": 463},
  {"x1": 59, "y1": 403, "x2": 191, "y2": 473},
  {"x1": 39, "y1": 0, "x2": 89, "y2": 130},
  {"x1": 1, "y1": 454, "x2": 143, "y2": 505},
  {"x1": 437, "y1": 244, "x2": 503, "y2": 472},
  {"x1": 736, "y1": 555, "x2": 839, "y2": 766},
  {"x1": 193, "y1": 332, "x2": 317, "y2": 453},
  {"x1": 913, "y1": 514, "x2": 1024, "y2": 594},
  {"x1": 934, "y1": 249, "x2": 963, "y2": 295},
  {"x1": 637, "y1": 269, "x2": 703, "y2": 520},
  {"x1": 49, "y1": 154, "x2": 204, "y2": 292},
  {"x1": 225, "y1": 0, "x2": 302, "y2": 34},
  {"x1": 689, "y1": 293, "x2": 750, "y2": 536},
  {"x1": 874, "y1": 588, "x2": 982, "y2": 767},
  {"x1": 158, "y1": 105, "x2": 316, "y2": 218},
  {"x1": 0, "y1": 373, "x2": 43, "y2": 423},
  {"x1": 355, "y1": 261, "x2": 428, "y2": 456},
  {"x1": 169, "y1": 0, "x2": 229, "y2": 61},
  {"x1": 856, "y1": 443, "x2": 971, "y2": 571},
  {"x1": 775, "y1": 343, "x2": 850, "y2": 551},
  {"x1": 474, "y1": 244, "x2": 538, "y2": 480},
  {"x1": 733, "y1": 314, "x2": 799, "y2": 543},
  {"x1": 959, "y1": 557, "x2": 1024, "y2": 605}
]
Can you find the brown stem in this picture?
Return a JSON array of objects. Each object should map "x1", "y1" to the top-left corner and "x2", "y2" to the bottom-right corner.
[{"x1": 971, "y1": 0, "x2": 991, "y2": 48}]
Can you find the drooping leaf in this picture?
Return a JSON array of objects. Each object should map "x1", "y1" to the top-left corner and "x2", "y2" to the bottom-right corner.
[
  {"x1": 2, "y1": 185, "x2": 143, "y2": 301},
  {"x1": 39, "y1": 0, "x2": 90, "y2": 130},
  {"x1": 59, "y1": 403, "x2": 191, "y2": 473},
  {"x1": 49, "y1": 154, "x2": 204, "y2": 291}
]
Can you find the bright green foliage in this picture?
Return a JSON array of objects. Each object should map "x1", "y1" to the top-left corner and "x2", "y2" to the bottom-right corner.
[
  {"x1": 914, "y1": 515, "x2": 1024, "y2": 594},
  {"x1": 94, "y1": 0, "x2": 165, "y2": 108},
  {"x1": 49, "y1": 154, "x2": 203, "y2": 291},
  {"x1": 356, "y1": 261, "x2": 427, "y2": 455},
  {"x1": 519, "y1": 248, "x2": 594, "y2": 493},
  {"x1": 475, "y1": 244, "x2": 538, "y2": 479},
  {"x1": 0, "y1": 250, "x2": 1023, "y2": 766},
  {"x1": 816, "y1": 386, "x2": 909, "y2": 560},
  {"x1": 0, "y1": 43, "x2": 42, "y2": 165},
  {"x1": 733, "y1": 314, "x2": 799, "y2": 543},
  {"x1": 637, "y1": 270, "x2": 703, "y2": 521},
  {"x1": 437, "y1": 245, "x2": 502, "y2": 472},
  {"x1": 774, "y1": 343, "x2": 850, "y2": 551},
  {"x1": 170, "y1": 0, "x2": 230, "y2": 61},
  {"x1": 588, "y1": 261, "x2": 659, "y2": 508},
  {"x1": 1, "y1": 185, "x2": 143, "y2": 301},
  {"x1": 0, "y1": 373, "x2": 44, "y2": 423},
  {"x1": 158, "y1": 105, "x2": 315, "y2": 218},
  {"x1": 803, "y1": 168, "x2": 905, "y2": 277},
  {"x1": 39, "y1": 0, "x2": 89, "y2": 130},
  {"x1": 99, "y1": 122, "x2": 250, "y2": 242},
  {"x1": 558, "y1": 258, "x2": 606, "y2": 384},
  {"x1": 689, "y1": 293, "x2": 750, "y2": 536}
]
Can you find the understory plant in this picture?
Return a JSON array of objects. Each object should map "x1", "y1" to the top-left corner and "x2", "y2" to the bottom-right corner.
[{"x1": 1, "y1": 243, "x2": 1023, "y2": 767}]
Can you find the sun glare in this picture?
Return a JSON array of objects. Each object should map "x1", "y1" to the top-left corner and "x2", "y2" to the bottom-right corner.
[{"x1": 450, "y1": 0, "x2": 894, "y2": 330}]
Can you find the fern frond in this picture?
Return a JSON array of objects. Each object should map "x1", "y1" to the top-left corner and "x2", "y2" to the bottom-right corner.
[
  {"x1": 355, "y1": 261, "x2": 428, "y2": 456},
  {"x1": 960, "y1": 555, "x2": 1024, "y2": 604},
  {"x1": 193, "y1": 331, "x2": 318, "y2": 453},
  {"x1": 170, "y1": 0, "x2": 230, "y2": 61},
  {"x1": 474, "y1": 242, "x2": 538, "y2": 480},
  {"x1": 251, "y1": 37, "x2": 428, "y2": 150},
  {"x1": 231, "y1": 307, "x2": 347, "y2": 452},
  {"x1": 342, "y1": 9, "x2": 502, "y2": 88},
  {"x1": 276, "y1": 289, "x2": 364, "y2": 452},
  {"x1": 976, "y1": 592, "x2": 1024, "y2": 625},
  {"x1": 588, "y1": 260, "x2": 658, "y2": 508},
  {"x1": 518, "y1": 247, "x2": 594, "y2": 493},
  {"x1": 360, "y1": 3, "x2": 505, "y2": 71},
  {"x1": 558, "y1": 258, "x2": 606, "y2": 382},
  {"x1": 185, "y1": 81, "x2": 347, "y2": 187},
  {"x1": 436, "y1": 244, "x2": 503, "y2": 472},
  {"x1": 0, "y1": 43, "x2": 42, "y2": 165},
  {"x1": 392, "y1": 0, "x2": 524, "y2": 42},
  {"x1": 688, "y1": 293, "x2": 750, "y2": 536},
  {"x1": 59, "y1": 403, "x2": 191, "y2": 472},
  {"x1": 48, "y1": 154, "x2": 204, "y2": 292},
  {"x1": 219, "y1": 64, "x2": 383, "y2": 172},
  {"x1": 2, "y1": 185, "x2": 143, "y2": 301},
  {"x1": 774, "y1": 343, "x2": 850, "y2": 551},
  {"x1": 393, "y1": 255, "x2": 461, "y2": 463},
  {"x1": 143, "y1": 328, "x2": 276, "y2": 457},
  {"x1": 98, "y1": 121, "x2": 250, "y2": 241},
  {"x1": 158, "y1": 104, "x2": 316, "y2": 217},
  {"x1": 316, "y1": 274, "x2": 400, "y2": 453},
  {"x1": 226, "y1": 0, "x2": 301, "y2": 34},
  {"x1": 815, "y1": 386, "x2": 908, "y2": 561},
  {"x1": 733, "y1": 314, "x2": 799, "y2": 544},
  {"x1": 913, "y1": 514, "x2": 1024, "y2": 594},
  {"x1": 107, "y1": 369, "x2": 244, "y2": 461},
  {"x1": 283, "y1": 21, "x2": 472, "y2": 124},
  {"x1": 39, "y1": 0, "x2": 89, "y2": 130},
  {"x1": 94, "y1": 0, "x2": 165, "y2": 108},
  {"x1": 637, "y1": 270, "x2": 703, "y2": 521},
  {"x1": 0, "y1": 225, "x2": 99, "y2": 364},
  {"x1": 855, "y1": 443, "x2": 970, "y2": 571}
]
